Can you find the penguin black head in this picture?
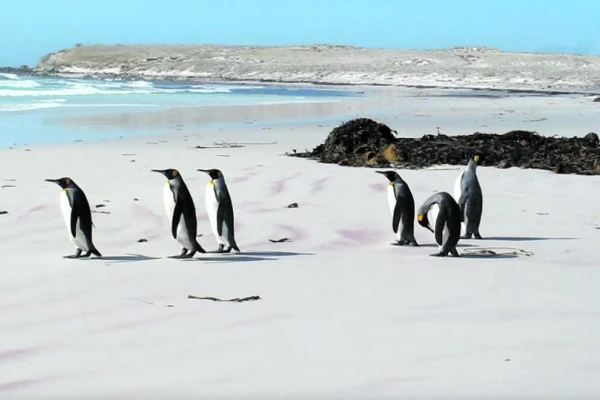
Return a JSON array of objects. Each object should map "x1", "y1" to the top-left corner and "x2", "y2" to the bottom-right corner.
[
  {"x1": 197, "y1": 169, "x2": 223, "y2": 180},
  {"x1": 151, "y1": 169, "x2": 181, "y2": 180},
  {"x1": 45, "y1": 177, "x2": 76, "y2": 189},
  {"x1": 417, "y1": 212, "x2": 433, "y2": 233},
  {"x1": 375, "y1": 170, "x2": 400, "y2": 183}
]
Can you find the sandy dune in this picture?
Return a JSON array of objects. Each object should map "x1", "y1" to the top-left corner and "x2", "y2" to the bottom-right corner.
[{"x1": 1, "y1": 88, "x2": 600, "y2": 398}]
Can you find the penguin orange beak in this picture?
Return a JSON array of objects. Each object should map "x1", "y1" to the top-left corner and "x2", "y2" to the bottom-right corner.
[
  {"x1": 197, "y1": 169, "x2": 209, "y2": 174},
  {"x1": 45, "y1": 179, "x2": 60, "y2": 185}
]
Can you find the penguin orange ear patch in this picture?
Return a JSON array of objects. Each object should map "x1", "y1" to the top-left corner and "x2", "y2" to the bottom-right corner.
[
  {"x1": 417, "y1": 214, "x2": 424, "y2": 221},
  {"x1": 65, "y1": 178, "x2": 71, "y2": 185},
  {"x1": 172, "y1": 170, "x2": 178, "y2": 177},
  {"x1": 474, "y1": 155, "x2": 480, "y2": 163}
]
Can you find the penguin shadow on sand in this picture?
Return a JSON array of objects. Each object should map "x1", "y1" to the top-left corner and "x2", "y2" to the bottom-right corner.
[
  {"x1": 480, "y1": 236, "x2": 577, "y2": 242},
  {"x1": 182, "y1": 250, "x2": 315, "y2": 264},
  {"x1": 84, "y1": 254, "x2": 162, "y2": 264},
  {"x1": 406, "y1": 242, "x2": 476, "y2": 249}
]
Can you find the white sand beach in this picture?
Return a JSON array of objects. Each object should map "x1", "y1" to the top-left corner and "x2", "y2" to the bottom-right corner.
[{"x1": 1, "y1": 86, "x2": 600, "y2": 398}]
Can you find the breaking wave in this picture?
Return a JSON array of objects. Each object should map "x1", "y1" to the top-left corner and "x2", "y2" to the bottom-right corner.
[{"x1": 0, "y1": 75, "x2": 266, "y2": 97}]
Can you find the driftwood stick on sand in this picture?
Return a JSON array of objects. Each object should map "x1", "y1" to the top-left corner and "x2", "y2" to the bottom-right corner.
[
  {"x1": 462, "y1": 247, "x2": 534, "y2": 257},
  {"x1": 195, "y1": 141, "x2": 277, "y2": 149},
  {"x1": 187, "y1": 295, "x2": 261, "y2": 303}
]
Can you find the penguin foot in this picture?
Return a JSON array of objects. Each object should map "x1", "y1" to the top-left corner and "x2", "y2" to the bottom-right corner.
[
  {"x1": 181, "y1": 251, "x2": 196, "y2": 259},
  {"x1": 81, "y1": 251, "x2": 93, "y2": 258},
  {"x1": 169, "y1": 249, "x2": 189, "y2": 259},
  {"x1": 474, "y1": 233, "x2": 483, "y2": 240},
  {"x1": 393, "y1": 239, "x2": 419, "y2": 246},
  {"x1": 429, "y1": 252, "x2": 448, "y2": 257},
  {"x1": 195, "y1": 242, "x2": 207, "y2": 254},
  {"x1": 461, "y1": 234, "x2": 473, "y2": 239},
  {"x1": 64, "y1": 249, "x2": 83, "y2": 259}
]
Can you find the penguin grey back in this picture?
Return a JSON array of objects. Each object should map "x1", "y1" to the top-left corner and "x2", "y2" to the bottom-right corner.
[
  {"x1": 376, "y1": 170, "x2": 418, "y2": 246},
  {"x1": 458, "y1": 155, "x2": 483, "y2": 239},
  {"x1": 151, "y1": 168, "x2": 206, "y2": 258},
  {"x1": 198, "y1": 168, "x2": 240, "y2": 253},
  {"x1": 417, "y1": 192, "x2": 461, "y2": 257},
  {"x1": 45, "y1": 177, "x2": 102, "y2": 258}
]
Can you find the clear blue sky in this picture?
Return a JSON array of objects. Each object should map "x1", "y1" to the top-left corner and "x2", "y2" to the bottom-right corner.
[{"x1": 2, "y1": 0, "x2": 599, "y2": 66}]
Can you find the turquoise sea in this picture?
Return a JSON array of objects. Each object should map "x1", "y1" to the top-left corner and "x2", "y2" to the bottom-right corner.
[{"x1": 0, "y1": 72, "x2": 358, "y2": 147}]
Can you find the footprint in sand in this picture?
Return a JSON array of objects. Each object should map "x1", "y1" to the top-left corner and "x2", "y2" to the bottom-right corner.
[{"x1": 270, "y1": 172, "x2": 302, "y2": 195}]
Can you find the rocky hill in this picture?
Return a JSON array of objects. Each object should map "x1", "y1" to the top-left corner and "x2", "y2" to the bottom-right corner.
[{"x1": 32, "y1": 44, "x2": 600, "y2": 93}]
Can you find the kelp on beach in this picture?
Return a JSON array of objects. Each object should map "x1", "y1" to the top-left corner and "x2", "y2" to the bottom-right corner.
[{"x1": 288, "y1": 118, "x2": 600, "y2": 175}]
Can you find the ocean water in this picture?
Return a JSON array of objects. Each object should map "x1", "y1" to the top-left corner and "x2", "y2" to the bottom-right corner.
[{"x1": 0, "y1": 73, "x2": 357, "y2": 147}]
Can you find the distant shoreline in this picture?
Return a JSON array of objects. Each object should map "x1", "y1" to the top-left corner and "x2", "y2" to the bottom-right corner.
[
  {"x1": 2, "y1": 70, "x2": 599, "y2": 98},
  {"x1": 3, "y1": 44, "x2": 600, "y2": 95}
]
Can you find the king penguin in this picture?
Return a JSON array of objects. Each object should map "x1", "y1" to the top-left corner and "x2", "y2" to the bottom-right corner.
[
  {"x1": 197, "y1": 168, "x2": 241, "y2": 253},
  {"x1": 375, "y1": 170, "x2": 418, "y2": 246},
  {"x1": 45, "y1": 177, "x2": 102, "y2": 259},
  {"x1": 453, "y1": 154, "x2": 483, "y2": 239},
  {"x1": 417, "y1": 192, "x2": 461, "y2": 257},
  {"x1": 152, "y1": 169, "x2": 206, "y2": 258}
]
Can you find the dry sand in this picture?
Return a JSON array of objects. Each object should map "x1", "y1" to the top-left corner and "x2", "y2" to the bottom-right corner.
[{"x1": 1, "y1": 87, "x2": 600, "y2": 398}]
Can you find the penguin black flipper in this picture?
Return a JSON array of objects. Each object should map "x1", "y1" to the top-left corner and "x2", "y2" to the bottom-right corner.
[
  {"x1": 183, "y1": 203, "x2": 204, "y2": 252},
  {"x1": 70, "y1": 189, "x2": 93, "y2": 239},
  {"x1": 181, "y1": 186, "x2": 198, "y2": 237},
  {"x1": 457, "y1": 193, "x2": 468, "y2": 222},
  {"x1": 181, "y1": 185, "x2": 206, "y2": 254},
  {"x1": 222, "y1": 199, "x2": 241, "y2": 252},
  {"x1": 215, "y1": 195, "x2": 230, "y2": 237},
  {"x1": 392, "y1": 198, "x2": 404, "y2": 234},
  {"x1": 70, "y1": 188, "x2": 102, "y2": 257},
  {"x1": 171, "y1": 198, "x2": 183, "y2": 239},
  {"x1": 434, "y1": 212, "x2": 445, "y2": 247}
]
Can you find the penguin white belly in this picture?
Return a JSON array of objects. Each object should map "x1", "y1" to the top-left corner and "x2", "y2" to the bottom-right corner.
[
  {"x1": 453, "y1": 170, "x2": 463, "y2": 202},
  {"x1": 205, "y1": 183, "x2": 227, "y2": 246},
  {"x1": 453, "y1": 172, "x2": 467, "y2": 235},
  {"x1": 60, "y1": 190, "x2": 88, "y2": 251},
  {"x1": 386, "y1": 184, "x2": 396, "y2": 216},
  {"x1": 163, "y1": 184, "x2": 194, "y2": 250},
  {"x1": 386, "y1": 185, "x2": 403, "y2": 240}
]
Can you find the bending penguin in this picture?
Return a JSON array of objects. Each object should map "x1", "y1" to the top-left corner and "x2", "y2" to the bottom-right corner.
[
  {"x1": 375, "y1": 170, "x2": 418, "y2": 246},
  {"x1": 417, "y1": 192, "x2": 461, "y2": 257},
  {"x1": 197, "y1": 168, "x2": 241, "y2": 253},
  {"x1": 152, "y1": 168, "x2": 206, "y2": 258},
  {"x1": 453, "y1": 154, "x2": 483, "y2": 239},
  {"x1": 45, "y1": 177, "x2": 102, "y2": 259}
]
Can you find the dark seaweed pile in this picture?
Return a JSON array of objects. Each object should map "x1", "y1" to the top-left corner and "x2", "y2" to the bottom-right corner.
[{"x1": 288, "y1": 118, "x2": 600, "y2": 175}]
